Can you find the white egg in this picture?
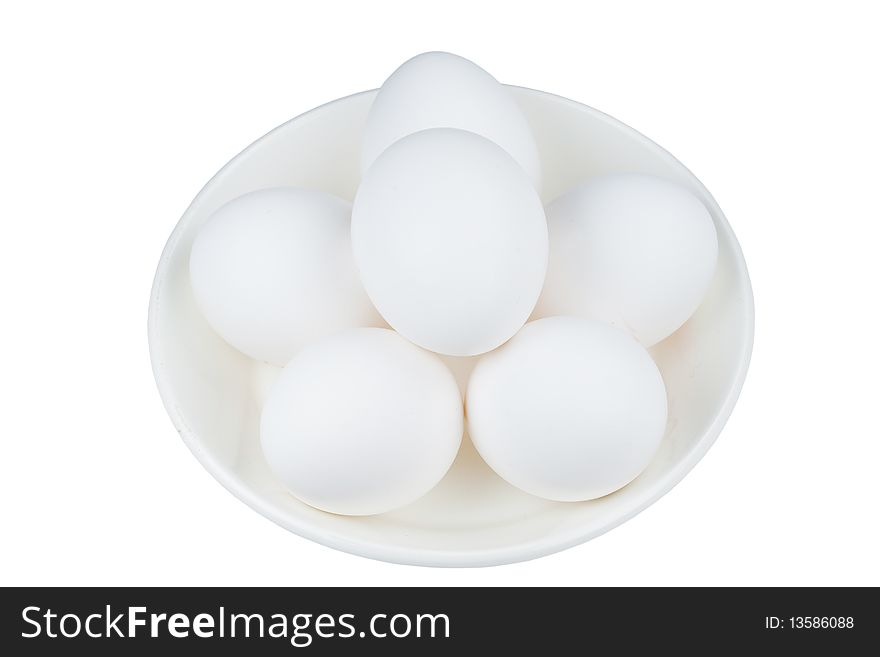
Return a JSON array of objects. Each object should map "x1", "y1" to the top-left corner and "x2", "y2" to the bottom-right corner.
[
  {"x1": 466, "y1": 316, "x2": 667, "y2": 502},
  {"x1": 362, "y1": 51, "x2": 541, "y2": 189},
  {"x1": 352, "y1": 128, "x2": 548, "y2": 357},
  {"x1": 260, "y1": 328, "x2": 463, "y2": 516},
  {"x1": 535, "y1": 173, "x2": 718, "y2": 346},
  {"x1": 189, "y1": 188, "x2": 383, "y2": 366}
]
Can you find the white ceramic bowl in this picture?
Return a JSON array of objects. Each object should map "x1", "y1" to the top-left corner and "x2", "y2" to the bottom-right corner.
[{"x1": 149, "y1": 87, "x2": 754, "y2": 567}]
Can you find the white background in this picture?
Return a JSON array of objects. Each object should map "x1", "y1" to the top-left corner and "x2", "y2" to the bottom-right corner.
[{"x1": 2, "y1": 1, "x2": 878, "y2": 586}]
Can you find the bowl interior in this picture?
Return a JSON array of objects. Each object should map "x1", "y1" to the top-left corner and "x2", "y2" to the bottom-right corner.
[{"x1": 149, "y1": 87, "x2": 753, "y2": 566}]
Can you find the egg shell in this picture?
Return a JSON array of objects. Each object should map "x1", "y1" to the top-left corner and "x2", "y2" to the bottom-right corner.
[
  {"x1": 352, "y1": 128, "x2": 548, "y2": 357},
  {"x1": 534, "y1": 173, "x2": 718, "y2": 346},
  {"x1": 189, "y1": 188, "x2": 383, "y2": 366},
  {"x1": 466, "y1": 316, "x2": 668, "y2": 502},
  {"x1": 361, "y1": 51, "x2": 541, "y2": 189},
  {"x1": 260, "y1": 328, "x2": 463, "y2": 516}
]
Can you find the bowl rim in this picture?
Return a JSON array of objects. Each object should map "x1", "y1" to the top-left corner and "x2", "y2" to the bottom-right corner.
[{"x1": 148, "y1": 86, "x2": 755, "y2": 568}]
